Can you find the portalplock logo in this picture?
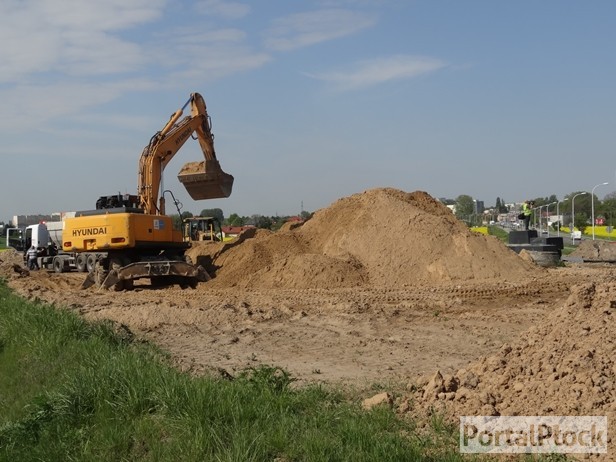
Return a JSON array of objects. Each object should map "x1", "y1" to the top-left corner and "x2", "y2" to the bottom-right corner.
[{"x1": 460, "y1": 416, "x2": 608, "y2": 454}]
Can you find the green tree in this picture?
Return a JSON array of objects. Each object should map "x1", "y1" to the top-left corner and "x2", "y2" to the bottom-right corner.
[
  {"x1": 171, "y1": 211, "x2": 193, "y2": 230},
  {"x1": 602, "y1": 192, "x2": 616, "y2": 226},
  {"x1": 574, "y1": 213, "x2": 589, "y2": 234},
  {"x1": 454, "y1": 195, "x2": 475, "y2": 224},
  {"x1": 254, "y1": 215, "x2": 273, "y2": 229},
  {"x1": 199, "y1": 208, "x2": 224, "y2": 223},
  {"x1": 226, "y1": 213, "x2": 245, "y2": 226},
  {"x1": 497, "y1": 197, "x2": 508, "y2": 213}
]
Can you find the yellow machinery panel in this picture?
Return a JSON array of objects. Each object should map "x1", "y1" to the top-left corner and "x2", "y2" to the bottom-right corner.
[{"x1": 63, "y1": 213, "x2": 181, "y2": 252}]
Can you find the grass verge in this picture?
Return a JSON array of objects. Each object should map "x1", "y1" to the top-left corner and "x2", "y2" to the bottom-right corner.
[
  {"x1": 0, "y1": 278, "x2": 472, "y2": 462},
  {"x1": 487, "y1": 226, "x2": 508, "y2": 242}
]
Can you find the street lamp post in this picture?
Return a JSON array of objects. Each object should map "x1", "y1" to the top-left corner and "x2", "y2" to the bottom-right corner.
[
  {"x1": 546, "y1": 202, "x2": 557, "y2": 237},
  {"x1": 591, "y1": 182, "x2": 609, "y2": 240},
  {"x1": 571, "y1": 192, "x2": 588, "y2": 245},
  {"x1": 556, "y1": 200, "x2": 560, "y2": 237}
]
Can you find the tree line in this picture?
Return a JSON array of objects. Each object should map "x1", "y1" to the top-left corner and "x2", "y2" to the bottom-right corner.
[{"x1": 170, "y1": 208, "x2": 313, "y2": 231}]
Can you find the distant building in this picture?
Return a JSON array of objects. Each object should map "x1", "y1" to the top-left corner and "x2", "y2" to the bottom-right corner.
[
  {"x1": 12, "y1": 212, "x2": 72, "y2": 227},
  {"x1": 473, "y1": 200, "x2": 485, "y2": 214},
  {"x1": 12, "y1": 214, "x2": 53, "y2": 227}
]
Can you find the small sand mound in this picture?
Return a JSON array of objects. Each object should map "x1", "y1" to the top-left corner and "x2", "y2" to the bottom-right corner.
[
  {"x1": 415, "y1": 282, "x2": 616, "y2": 435},
  {"x1": 208, "y1": 230, "x2": 310, "y2": 288},
  {"x1": 0, "y1": 248, "x2": 23, "y2": 265},
  {"x1": 235, "y1": 253, "x2": 368, "y2": 289},
  {"x1": 570, "y1": 240, "x2": 616, "y2": 261},
  {"x1": 202, "y1": 188, "x2": 539, "y2": 289},
  {"x1": 0, "y1": 249, "x2": 27, "y2": 276}
]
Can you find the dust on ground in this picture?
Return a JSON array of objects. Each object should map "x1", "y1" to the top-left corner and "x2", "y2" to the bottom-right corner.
[{"x1": 2, "y1": 187, "x2": 615, "y2": 458}]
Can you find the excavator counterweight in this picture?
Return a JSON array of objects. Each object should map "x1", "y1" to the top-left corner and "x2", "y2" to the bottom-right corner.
[{"x1": 178, "y1": 160, "x2": 234, "y2": 200}]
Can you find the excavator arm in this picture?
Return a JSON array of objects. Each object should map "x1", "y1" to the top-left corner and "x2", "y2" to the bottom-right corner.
[{"x1": 138, "y1": 92, "x2": 234, "y2": 215}]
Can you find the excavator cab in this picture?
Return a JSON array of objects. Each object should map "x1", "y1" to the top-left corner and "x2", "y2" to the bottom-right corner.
[{"x1": 178, "y1": 159, "x2": 234, "y2": 200}]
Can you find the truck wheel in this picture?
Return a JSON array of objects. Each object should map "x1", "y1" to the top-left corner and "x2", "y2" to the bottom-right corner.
[
  {"x1": 86, "y1": 254, "x2": 97, "y2": 273},
  {"x1": 76, "y1": 254, "x2": 87, "y2": 272},
  {"x1": 53, "y1": 257, "x2": 65, "y2": 273}
]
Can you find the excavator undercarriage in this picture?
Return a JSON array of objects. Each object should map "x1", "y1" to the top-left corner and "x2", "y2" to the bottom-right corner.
[{"x1": 82, "y1": 255, "x2": 210, "y2": 291}]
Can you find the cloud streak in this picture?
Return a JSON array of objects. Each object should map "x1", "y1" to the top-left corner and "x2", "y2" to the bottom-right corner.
[
  {"x1": 194, "y1": 0, "x2": 251, "y2": 19},
  {"x1": 306, "y1": 55, "x2": 447, "y2": 90},
  {"x1": 264, "y1": 8, "x2": 377, "y2": 51}
]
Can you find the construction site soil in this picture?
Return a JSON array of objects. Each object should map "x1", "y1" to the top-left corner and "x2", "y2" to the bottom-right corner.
[{"x1": 2, "y1": 188, "x2": 615, "y2": 458}]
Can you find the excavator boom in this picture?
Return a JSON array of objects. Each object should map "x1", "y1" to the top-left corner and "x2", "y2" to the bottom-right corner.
[{"x1": 139, "y1": 92, "x2": 234, "y2": 215}]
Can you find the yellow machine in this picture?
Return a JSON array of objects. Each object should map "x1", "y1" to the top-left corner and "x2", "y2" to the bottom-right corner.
[
  {"x1": 183, "y1": 216, "x2": 224, "y2": 242},
  {"x1": 63, "y1": 92, "x2": 234, "y2": 290}
]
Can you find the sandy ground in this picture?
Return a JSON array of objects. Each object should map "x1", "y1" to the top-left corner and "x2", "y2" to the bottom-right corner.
[
  {"x1": 3, "y1": 252, "x2": 608, "y2": 385},
  {"x1": 1, "y1": 202, "x2": 611, "y2": 387}
]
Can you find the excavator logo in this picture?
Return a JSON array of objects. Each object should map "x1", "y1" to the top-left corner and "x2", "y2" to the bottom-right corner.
[
  {"x1": 175, "y1": 127, "x2": 192, "y2": 146},
  {"x1": 72, "y1": 227, "x2": 108, "y2": 237}
]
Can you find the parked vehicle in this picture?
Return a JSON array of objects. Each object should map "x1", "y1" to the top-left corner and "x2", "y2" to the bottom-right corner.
[{"x1": 10, "y1": 222, "x2": 104, "y2": 273}]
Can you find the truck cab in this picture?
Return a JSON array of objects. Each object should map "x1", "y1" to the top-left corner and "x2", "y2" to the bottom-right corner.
[{"x1": 6, "y1": 227, "x2": 25, "y2": 251}]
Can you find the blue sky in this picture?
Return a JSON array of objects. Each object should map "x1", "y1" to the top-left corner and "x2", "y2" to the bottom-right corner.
[{"x1": 1, "y1": 0, "x2": 615, "y2": 221}]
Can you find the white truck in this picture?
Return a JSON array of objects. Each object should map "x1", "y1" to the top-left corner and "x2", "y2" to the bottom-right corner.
[{"x1": 7, "y1": 222, "x2": 104, "y2": 273}]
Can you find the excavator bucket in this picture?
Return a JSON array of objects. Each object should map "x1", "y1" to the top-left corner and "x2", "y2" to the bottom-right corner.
[{"x1": 178, "y1": 160, "x2": 234, "y2": 200}]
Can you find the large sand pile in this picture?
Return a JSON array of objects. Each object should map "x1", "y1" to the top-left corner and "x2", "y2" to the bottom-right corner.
[
  {"x1": 195, "y1": 188, "x2": 539, "y2": 289},
  {"x1": 415, "y1": 281, "x2": 616, "y2": 445}
]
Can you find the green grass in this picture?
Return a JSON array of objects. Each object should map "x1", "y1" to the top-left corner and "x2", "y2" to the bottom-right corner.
[
  {"x1": 0, "y1": 235, "x2": 7, "y2": 249},
  {"x1": 0, "y1": 278, "x2": 471, "y2": 462},
  {"x1": 487, "y1": 225, "x2": 508, "y2": 242}
]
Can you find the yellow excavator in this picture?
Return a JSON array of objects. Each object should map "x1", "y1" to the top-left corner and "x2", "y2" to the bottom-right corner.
[{"x1": 62, "y1": 92, "x2": 234, "y2": 290}]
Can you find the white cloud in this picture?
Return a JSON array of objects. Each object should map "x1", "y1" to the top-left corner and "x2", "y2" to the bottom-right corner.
[
  {"x1": 38, "y1": 0, "x2": 165, "y2": 30},
  {"x1": 0, "y1": 1, "x2": 270, "y2": 132},
  {"x1": 0, "y1": 79, "x2": 158, "y2": 134},
  {"x1": 306, "y1": 55, "x2": 447, "y2": 90},
  {"x1": 0, "y1": 0, "x2": 165, "y2": 83},
  {"x1": 152, "y1": 27, "x2": 272, "y2": 82},
  {"x1": 264, "y1": 9, "x2": 377, "y2": 51},
  {"x1": 194, "y1": 0, "x2": 250, "y2": 19}
]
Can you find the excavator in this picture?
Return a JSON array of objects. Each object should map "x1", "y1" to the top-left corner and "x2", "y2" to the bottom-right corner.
[{"x1": 62, "y1": 92, "x2": 234, "y2": 290}]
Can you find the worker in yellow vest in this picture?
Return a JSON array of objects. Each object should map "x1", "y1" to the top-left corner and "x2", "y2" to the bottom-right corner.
[{"x1": 522, "y1": 200, "x2": 534, "y2": 230}]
